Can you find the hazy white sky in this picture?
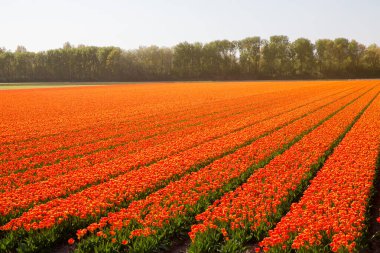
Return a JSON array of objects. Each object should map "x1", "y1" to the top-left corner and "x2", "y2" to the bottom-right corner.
[{"x1": 1, "y1": 0, "x2": 379, "y2": 52}]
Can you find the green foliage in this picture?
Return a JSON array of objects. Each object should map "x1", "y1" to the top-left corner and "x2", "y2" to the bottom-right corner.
[
  {"x1": 292, "y1": 38, "x2": 315, "y2": 78},
  {"x1": 0, "y1": 36, "x2": 379, "y2": 82}
]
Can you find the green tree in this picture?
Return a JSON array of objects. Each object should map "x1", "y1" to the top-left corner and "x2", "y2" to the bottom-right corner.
[
  {"x1": 1, "y1": 36, "x2": 380, "y2": 82},
  {"x1": 201, "y1": 40, "x2": 239, "y2": 79},
  {"x1": 292, "y1": 38, "x2": 315, "y2": 78},
  {"x1": 238, "y1": 37, "x2": 262, "y2": 78},
  {"x1": 261, "y1": 35, "x2": 293, "y2": 78},
  {"x1": 332, "y1": 38, "x2": 350, "y2": 76},
  {"x1": 315, "y1": 39, "x2": 335, "y2": 77},
  {"x1": 363, "y1": 44, "x2": 380, "y2": 76},
  {"x1": 135, "y1": 46, "x2": 173, "y2": 80},
  {"x1": 173, "y1": 42, "x2": 203, "y2": 79}
]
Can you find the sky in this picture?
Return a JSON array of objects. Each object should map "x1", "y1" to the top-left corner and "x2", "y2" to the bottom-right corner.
[{"x1": 1, "y1": 0, "x2": 379, "y2": 52}]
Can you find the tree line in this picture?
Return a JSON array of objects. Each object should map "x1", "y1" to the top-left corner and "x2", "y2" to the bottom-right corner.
[{"x1": 1, "y1": 36, "x2": 380, "y2": 82}]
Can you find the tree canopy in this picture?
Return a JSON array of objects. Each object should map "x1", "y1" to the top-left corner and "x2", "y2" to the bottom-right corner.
[{"x1": 1, "y1": 36, "x2": 379, "y2": 82}]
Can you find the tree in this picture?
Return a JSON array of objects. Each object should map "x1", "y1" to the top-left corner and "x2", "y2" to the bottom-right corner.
[
  {"x1": 15, "y1": 45, "x2": 27, "y2": 53},
  {"x1": 261, "y1": 35, "x2": 293, "y2": 78},
  {"x1": 133, "y1": 46, "x2": 173, "y2": 80},
  {"x1": 173, "y1": 42, "x2": 203, "y2": 79},
  {"x1": 292, "y1": 38, "x2": 315, "y2": 78},
  {"x1": 199, "y1": 40, "x2": 239, "y2": 79},
  {"x1": 363, "y1": 44, "x2": 380, "y2": 76},
  {"x1": 105, "y1": 47, "x2": 122, "y2": 80},
  {"x1": 238, "y1": 37, "x2": 262, "y2": 78},
  {"x1": 332, "y1": 38, "x2": 350, "y2": 76},
  {"x1": 63, "y1": 42, "x2": 73, "y2": 50},
  {"x1": 13, "y1": 48, "x2": 34, "y2": 81},
  {"x1": 315, "y1": 39, "x2": 335, "y2": 77},
  {"x1": 347, "y1": 40, "x2": 366, "y2": 76},
  {"x1": 1, "y1": 36, "x2": 380, "y2": 82}
]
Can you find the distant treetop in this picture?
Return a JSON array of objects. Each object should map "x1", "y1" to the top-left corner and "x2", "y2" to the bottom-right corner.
[{"x1": 1, "y1": 36, "x2": 379, "y2": 82}]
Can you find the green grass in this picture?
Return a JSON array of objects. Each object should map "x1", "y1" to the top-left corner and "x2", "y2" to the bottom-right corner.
[
  {"x1": 0, "y1": 83, "x2": 108, "y2": 90},
  {"x1": 2, "y1": 79, "x2": 377, "y2": 90},
  {"x1": 0, "y1": 81, "x2": 199, "y2": 90}
]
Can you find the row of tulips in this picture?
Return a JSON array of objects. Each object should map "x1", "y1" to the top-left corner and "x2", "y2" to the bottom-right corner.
[
  {"x1": 1, "y1": 81, "x2": 351, "y2": 144},
  {"x1": 1, "y1": 83, "x2": 250, "y2": 143},
  {"x1": 0, "y1": 91, "x2": 281, "y2": 173},
  {"x1": 0, "y1": 84, "x2": 356, "y2": 221},
  {"x1": 1, "y1": 81, "x2": 331, "y2": 148},
  {"x1": 66, "y1": 86, "x2": 377, "y2": 253},
  {"x1": 186, "y1": 88, "x2": 379, "y2": 253},
  {"x1": 0, "y1": 89, "x2": 277, "y2": 162},
  {"x1": 0, "y1": 91, "x2": 297, "y2": 187},
  {"x1": 0, "y1": 84, "x2": 341, "y2": 180},
  {"x1": 0, "y1": 84, "x2": 363, "y2": 252},
  {"x1": 259, "y1": 93, "x2": 380, "y2": 252}
]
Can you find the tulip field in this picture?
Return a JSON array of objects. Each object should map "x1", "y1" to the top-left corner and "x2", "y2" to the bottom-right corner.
[{"x1": 0, "y1": 80, "x2": 379, "y2": 253}]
